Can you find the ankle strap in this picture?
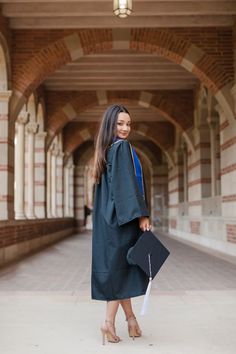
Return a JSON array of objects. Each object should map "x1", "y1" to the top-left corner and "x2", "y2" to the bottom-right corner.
[{"x1": 126, "y1": 315, "x2": 136, "y2": 321}]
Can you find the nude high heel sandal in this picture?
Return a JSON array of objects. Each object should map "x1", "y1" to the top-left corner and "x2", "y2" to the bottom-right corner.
[
  {"x1": 100, "y1": 320, "x2": 121, "y2": 345},
  {"x1": 126, "y1": 315, "x2": 142, "y2": 340}
]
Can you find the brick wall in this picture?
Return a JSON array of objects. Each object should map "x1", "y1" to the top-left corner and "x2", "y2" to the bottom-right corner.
[
  {"x1": 226, "y1": 224, "x2": 236, "y2": 244},
  {"x1": 0, "y1": 218, "x2": 75, "y2": 249},
  {"x1": 170, "y1": 219, "x2": 177, "y2": 229},
  {"x1": 173, "y1": 28, "x2": 234, "y2": 79},
  {"x1": 190, "y1": 221, "x2": 201, "y2": 235}
]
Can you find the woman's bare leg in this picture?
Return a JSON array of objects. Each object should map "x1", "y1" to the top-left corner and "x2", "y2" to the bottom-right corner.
[
  {"x1": 120, "y1": 298, "x2": 142, "y2": 337},
  {"x1": 105, "y1": 300, "x2": 120, "y2": 323},
  {"x1": 120, "y1": 298, "x2": 135, "y2": 319},
  {"x1": 101, "y1": 300, "x2": 121, "y2": 342}
]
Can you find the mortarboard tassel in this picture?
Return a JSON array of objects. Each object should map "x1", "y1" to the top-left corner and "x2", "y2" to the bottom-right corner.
[
  {"x1": 140, "y1": 253, "x2": 152, "y2": 316},
  {"x1": 140, "y1": 277, "x2": 152, "y2": 316}
]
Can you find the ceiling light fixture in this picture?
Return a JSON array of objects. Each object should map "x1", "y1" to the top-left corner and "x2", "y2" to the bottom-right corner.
[{"x1": 113, "y1": 0, "x2": 132, "y2": 18}]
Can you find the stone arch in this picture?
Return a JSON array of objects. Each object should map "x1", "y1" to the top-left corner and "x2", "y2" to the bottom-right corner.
[
  {"x1": 63, "y1": 122, "x2": 175, "y2": 167},
  {"x1": 10, "y1": 29, "x2": 234, "y2": 123},
  {"x1": 46, "y1": 90, "x2": 193, "y2": 146}
]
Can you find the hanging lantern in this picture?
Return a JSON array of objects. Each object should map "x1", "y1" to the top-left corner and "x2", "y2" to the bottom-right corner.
[{"x1": 113, "y1": 0, "x2": 132, "y2": 18}]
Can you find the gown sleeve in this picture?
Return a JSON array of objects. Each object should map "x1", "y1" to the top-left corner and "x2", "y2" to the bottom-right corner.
[{"x1": 111, "y1": 140, "x2": 149, "y2": 226}]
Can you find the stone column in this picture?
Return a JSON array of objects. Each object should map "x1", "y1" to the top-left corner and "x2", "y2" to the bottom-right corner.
[
  {"x1": 15, "y1": 112, "x2": 29, "y2": 219},
  {"x1": 169, "y1": 149, "x2": 184, "y2": 232},
  {"x1": 170, "y1": 148, "x2": 184, "y2": 204},
  {"x1": 168, "y1": 164, "x2": 182, "y2": 231},
  {"x1": 26, "y1": 122, "x2": 39, "y2": 219},
  {"x1": 64, "y1": 164, "x2": 70, "y2": 217},
  {"x1": 215, "y1": 125, "x2": 221, "y2": 196},
  {"x1": 152, "y1": 164, "x2": 168, "y2": 230},
  {"x1": 84, "y1": 164, "x2": 94, "y2": 230},
  {"x1": 182, "y1": 143, "x2": 188, "y2": 202},
  {"x1": 56, "y1": 151, "x2": 64, "y2": 217},
  {"x1": 231, "y1": 22, "x2": 236, "y2": 114},
  {"x1": 188, "y1": 126, "x2": 211, "y2": 217},
  {"x1": 207, "y1": 118, "x2": 217, "y2": 197},
  {"x1": 0, "y1": 91, "x2": 14, "y2": 220},
  {"x1": 46, "y1": 149, "x2": 52, "y2": 218},
  {"x1": 74, "y1": 165, "x2": 85, "y2": 227},
  {"x1": 51, "y1": 148, "x2": 59, "y2": 218},
  {"x1": 35, "y1": 132, "x2": 47, "y2": 218},
  {"x1": 216, "y1": 104, "x2": 236, "y2": 218},
  {"x1": 69, "y1": 163, "x2": 75, "y2": 217}
]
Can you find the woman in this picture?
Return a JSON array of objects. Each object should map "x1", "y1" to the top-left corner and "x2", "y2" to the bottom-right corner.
[{"x1": 91, "y1": 104, "x2": 151, "y2": 345}]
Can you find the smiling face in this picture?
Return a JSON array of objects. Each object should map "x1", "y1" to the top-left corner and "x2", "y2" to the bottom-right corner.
[{"x1": 115, "y1": 112, "x2": 131, "y2": 139}]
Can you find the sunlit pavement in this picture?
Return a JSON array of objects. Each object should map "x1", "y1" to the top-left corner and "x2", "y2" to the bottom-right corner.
[{"x1": 0, "y1": 230, "x2": 236, "y2": 354}]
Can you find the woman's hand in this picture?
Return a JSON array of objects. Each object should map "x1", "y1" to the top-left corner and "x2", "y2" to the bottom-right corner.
[{"x1": 139, "y1": 216, "x2": 151, "y2": 232}]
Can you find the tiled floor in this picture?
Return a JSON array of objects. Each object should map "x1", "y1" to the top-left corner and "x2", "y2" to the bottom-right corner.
[
  {"x1": 0, "y1": 231, "x2": 236, "y2": 354},
  {"x1": 0, "y1": 231, "x2": 235, "y2": 292}
]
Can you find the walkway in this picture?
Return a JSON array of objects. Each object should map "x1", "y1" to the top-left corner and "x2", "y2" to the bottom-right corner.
[{"x1": 0, "y1": 231, "x2": 236, "y2": 354}]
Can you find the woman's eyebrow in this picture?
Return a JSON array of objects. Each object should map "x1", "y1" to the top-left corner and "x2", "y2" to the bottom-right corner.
[{"x1": 117, "y1": 120, "x2": 131, "y2": 123}]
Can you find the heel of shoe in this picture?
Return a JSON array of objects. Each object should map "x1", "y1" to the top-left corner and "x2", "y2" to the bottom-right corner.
[
  {"x1": 101, "y1": 328, "x2": 106, "y2": 345},
  {"x1": 128, "y1": 327, "x2": 136, "y2": 340},
  {"x1": 126, "y1": 315, "x2": 142, "y2": 339},
  {"x1": 100, "y1": 321, "x2": 121, "y2": 344}
]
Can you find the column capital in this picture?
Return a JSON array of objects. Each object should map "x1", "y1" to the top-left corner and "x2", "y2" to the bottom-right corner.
[
  {"x1": 173, "y1": 147, "x2": 183, "y2": 165},
  {"x1": 207, "y1": 117, "x2": 218, "y2": 130},
  {"x1": 195, "y1": 122, "x2": 209, "y2": 131},
  {"x1": 215, "y1": 104, "x2": 225, "y2": 118},
  {"x1": 57, "y1": 151, "x2": 64, "y2": 159},
  {"x1": 36, "y1": 131, "x2": 47, "y2": 139},
  {"x1": 51, "y1": 148, "x2": 60, "y2": 157},
  {"x1": 180, "y1": 141, "x2": 188, "y2": 152},
  {"x1": 66, "y1": 161, "x2": 75, "y2": 170},
  {"x1": 0, "y1": 90, "x2": 12, "y2": 102},
  {"x1": 26, "y1": 122, "x2": 39, "y2": 135},
  {"x1": 17, "y1": 112, "x2": 30, "y2": 125}
]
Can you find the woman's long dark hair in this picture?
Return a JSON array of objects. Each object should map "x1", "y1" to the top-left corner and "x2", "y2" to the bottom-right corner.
[{"x1": 93, "y1": 104, "x2": 130, "y2": 184}]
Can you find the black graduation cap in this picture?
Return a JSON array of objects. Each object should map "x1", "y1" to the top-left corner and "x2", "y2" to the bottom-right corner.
[
  {"x1": 127, "y1": 230, "x2": 170, "y2": 279},
  {"x1": 127, "y1": 230, "x2": 170, "y2": 315}
]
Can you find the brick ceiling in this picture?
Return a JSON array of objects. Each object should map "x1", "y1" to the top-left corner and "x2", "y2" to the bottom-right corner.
[{"x1": 4, "y1": 0, "x2": 235, "y2": 93}]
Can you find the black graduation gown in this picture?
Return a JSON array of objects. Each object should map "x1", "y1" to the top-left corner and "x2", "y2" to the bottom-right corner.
[{"x1": 91, "y1": 139, "x2": 149, "y2": 301}]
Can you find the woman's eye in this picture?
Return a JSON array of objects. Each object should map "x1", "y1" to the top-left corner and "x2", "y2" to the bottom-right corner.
[{"x1": 117, "y1": 122, "x2": 131, "y2": 127}]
